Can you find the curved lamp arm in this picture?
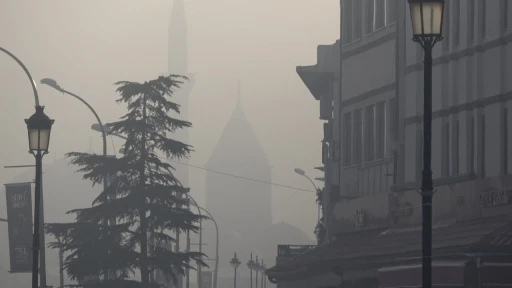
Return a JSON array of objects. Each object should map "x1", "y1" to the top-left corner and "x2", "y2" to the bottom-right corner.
[
  {"x1": 186, "y1": 195, "x2": 219, "y2": 288},
  {"x1": 0, "y1": 47, "x2": 40, "y2": 106},
  {"x1": 40, "y1": 78, "x2": 107, "y2": 158},
  {"x1": 303, "y1": 174, "x2": 319, "y2": 192},
  {"x1": 198, "y1": 206, "x2": 219, "y2": 288}
]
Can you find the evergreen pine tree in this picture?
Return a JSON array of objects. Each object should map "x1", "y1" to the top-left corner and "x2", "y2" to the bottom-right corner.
[{"x1": 46, "y1": 75, "x2": 205, "y2": 287}]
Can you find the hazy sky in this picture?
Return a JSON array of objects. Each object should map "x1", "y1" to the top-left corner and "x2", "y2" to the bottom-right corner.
[{"x1": 0, "y1": 0, "x2": 339, "y2": 238}]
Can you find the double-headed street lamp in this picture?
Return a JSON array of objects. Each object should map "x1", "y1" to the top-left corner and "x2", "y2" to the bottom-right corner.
[
  {"x1": 26, "y1": 106, "x2": 54, "y2": 288},
  {"x1": 230, "y1": 253, "x2": 241, "y2": 288},
  {"x1": 0, "y1": 46, "x2": 53, "y2": 288},
  {"x1": 407, "y1": 1, "x2": 445, "y2": 288}
]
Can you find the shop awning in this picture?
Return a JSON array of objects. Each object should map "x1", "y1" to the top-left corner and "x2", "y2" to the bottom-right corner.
[
  {"x1": 266, "y1": 216, "x2": 512, "y2": 282},
  {"x1": 378, "y1": 261, "x2": 467, "y2": 288}
]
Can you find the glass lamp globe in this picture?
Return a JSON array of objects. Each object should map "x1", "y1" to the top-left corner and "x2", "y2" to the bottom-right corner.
[
  {"x1": 25, "y1": 106, "x2": 54, "y2": 154},
  {"x1": 408, "y1": 0, "x2": 445, "y2": 39}
]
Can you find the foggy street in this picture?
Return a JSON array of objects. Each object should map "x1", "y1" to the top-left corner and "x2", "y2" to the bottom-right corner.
[{"x1": 1, "y1": 1, "x2": 512, "y2": 288}]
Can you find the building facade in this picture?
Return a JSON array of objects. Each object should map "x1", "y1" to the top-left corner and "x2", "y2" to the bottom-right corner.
[{"x1": 268, "y1": 1, "x2": 512, "y2": 288}]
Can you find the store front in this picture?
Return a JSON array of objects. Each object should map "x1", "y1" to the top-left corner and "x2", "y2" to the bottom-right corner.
[{"x1": 267, "y1": 216, "x2": 512, "y2": 288}]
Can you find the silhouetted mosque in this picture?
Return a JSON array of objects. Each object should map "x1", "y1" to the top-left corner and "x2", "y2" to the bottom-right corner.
[
  {"x1": 167, "y1": 1, "x2": 313, "y2": 286},
  {"x1": 202, "y1": 83, "x2": 314, "y2": 288}
]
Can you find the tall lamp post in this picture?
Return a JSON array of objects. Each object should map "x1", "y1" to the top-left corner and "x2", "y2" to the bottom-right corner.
[
  {"x1": 41, "y1": 78, "x2": 111, "y2": 280},
  {"x1": 230, "y1": 253, "x2": 241, "y2": 288},
  {"x1": 0, "y1": 46, "x2": 50, "y2": 288},
  {"x1": 26, "y1": 106, "x2": 54, "y2": 288},
  {"x1": 259, "y1": 259, "x2": 265, "y2": 288},
  {"x1": 247, "y1": 253, "x2": 255, "y2": 288},
  {"x1": 254, "y1": 255, "x2": 259, "y2": 288},
  {"x1": 406, "y1": 1, "x2": 445, "y2": 288}
]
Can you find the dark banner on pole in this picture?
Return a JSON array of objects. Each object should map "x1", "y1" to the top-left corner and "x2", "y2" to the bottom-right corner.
[{"x1": 5, "y1": 182, "x2": 33, "y2": 273}]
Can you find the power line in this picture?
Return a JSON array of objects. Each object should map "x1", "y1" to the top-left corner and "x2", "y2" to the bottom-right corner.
[
  {"x1": 167, "y1": 159, "x2": 316, "y2": 193},
  {"x1": 72, "y1": 139, "x2": 316, "y2": 193}
]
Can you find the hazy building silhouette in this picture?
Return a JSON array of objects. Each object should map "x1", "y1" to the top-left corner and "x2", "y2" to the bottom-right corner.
[
  {"x1": 203, "y1": 82, "x2": 313, "y2": 284},
  {"x1": 167, "y1": 0, "x2": 194, "y2": 187},
  {"x1": 206, "y1": 82, "x2": 272, "y2": 234}
]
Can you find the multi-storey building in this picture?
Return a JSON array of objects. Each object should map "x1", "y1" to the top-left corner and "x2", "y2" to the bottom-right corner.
[{"x1": 267, "y1": 1, "x2": 512, "y2": 288}]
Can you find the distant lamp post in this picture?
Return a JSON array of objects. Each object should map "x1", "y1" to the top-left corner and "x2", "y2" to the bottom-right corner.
[
  {"x1": 247, "y1": 253, "x2": 256, "y2": 288},
  {"x1": 407, "y1": 1, "x2": 445, "y2": 288},
  {"x1": 254, "y1": 256, "x2": 260, "y2": 288},
  {"x1": 25, "y1": 106, "x2": 54, "y2": 288},
  {"x1": 259, "y1": 259, "x2": 266, "y2": 288},
  {"x1": 230, "y1": 253, "x2": 241, "y2": 288}
]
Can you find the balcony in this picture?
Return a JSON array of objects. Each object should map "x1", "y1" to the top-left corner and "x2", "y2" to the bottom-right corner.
[{"x1": 276, "y1": 245, "x2": 316, "y2": 265}]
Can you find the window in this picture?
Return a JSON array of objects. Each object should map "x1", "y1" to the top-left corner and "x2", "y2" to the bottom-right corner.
[
  {"x1": 365, "y1": 105, "x2": 375, "y2": 162},
  {"x1": 503, "y1": 109, "x2": 508, "y2": 174},
  {"x1": 366, "y1": 0, "x2": 375, "y2": 34},
  {"x1": 453, "y1": 120, "x2": 459, "y2": 175},
  {"x1": 343, "y1": 0, "x2": 353, "y2": 44},
  {"x1": 453, "y1": 0, "x2": 460, "y2": 46},
  {"x1": 353, "y1": 0, "x2": 362, "y2": 40},
  {"x1": 481, "y1": 0, "x2": 486, "y2": 38},
  {"x1": 480, "y1": 115, "x2": 486, "y2": 177},
  {"x1": 386, "y1": 0, "x2": 396, "y2": 25},
  {"x1": 375, "y1": 0, "x2": 385, "y2": 30},
  {"x1": 376, "y1": 102, "x2": 386, "y2": 159},
  {"x1": 503, "y1": 0, "x2": 509, "y2": 31},
  {"x1": 442, "y1": 123, "x2": 450, "y2": 177},
  {"x1": 468, "y1": 0, "x2": 475, "y2": 42},
  {"x1": 353, "y1": 109, "x2": 363, "y2": 164},
  {"x1": 343, "y1": 112, "x2": 352, "y2": 166}
]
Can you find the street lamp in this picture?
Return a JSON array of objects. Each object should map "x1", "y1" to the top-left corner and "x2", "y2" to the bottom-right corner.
[
  {"x1": 41, "y1": 78, "x2": 112, "y2": 280},
  {"x1": 25, "y1": 106, "x2": 54, "y2": 288},
  {"x1": 254, "y1": 255, "x2": 259, "y2": 288},
  {"x1": 407, "y1": 1, "x2": 445, "y2": 288},
  {"x1": 1, "y1": 46, "x2": 49, "y2": 288},
  {"x1": 258, "y1": 259, "x2": 265, "y2": 288},
  {"x1": 230, "y1": 253, "x2": 241, "y2": 288},
  {"x1": 247, "y1": 253, "x2": 256, "y2": 288}
]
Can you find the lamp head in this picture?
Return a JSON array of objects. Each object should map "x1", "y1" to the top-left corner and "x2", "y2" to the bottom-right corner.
[
  {"x1": 408, "y1": 0, "x2": 445, "y2": 43},
  {"x1": 247, "y1": 259, "x2": 255, "y2": 270},
  {"x1": 230, "y1": 253, "x2": 241, "y2": 269},
  {"x1": 25, "y1": 106, "x2": 54, "y2": 154},
  {"x1": 294, "y1": 168, "x2": 305, "y2": 176},
  {"x1": 40, "y1": 78, "x2": 63, "y2": 92},
  {"x1": 91, "y1": 123, "x2": 113, "y2": 134}
]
